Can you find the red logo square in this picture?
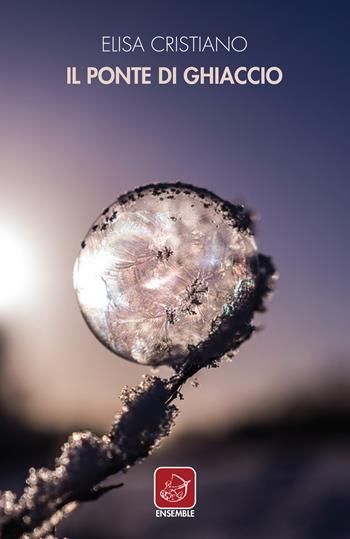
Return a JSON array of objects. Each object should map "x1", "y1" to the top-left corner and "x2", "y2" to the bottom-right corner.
[{"x1": 154, "y1": 467, "x2": 196, "y2": 509}]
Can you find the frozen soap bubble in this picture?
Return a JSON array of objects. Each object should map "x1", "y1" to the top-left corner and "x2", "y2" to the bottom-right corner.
[{"x1": 74, "y1": 183, "x2": 258, "y2": 366}]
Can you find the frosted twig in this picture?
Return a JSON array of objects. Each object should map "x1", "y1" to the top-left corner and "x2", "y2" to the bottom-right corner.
[{"x1": 0, "y1": 254, "x2": 275, "y2": 539}]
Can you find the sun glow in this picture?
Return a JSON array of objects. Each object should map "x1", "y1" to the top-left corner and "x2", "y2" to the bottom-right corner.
[{"x1": 0, "y1": 225, "x2": 36, "y2": 314}]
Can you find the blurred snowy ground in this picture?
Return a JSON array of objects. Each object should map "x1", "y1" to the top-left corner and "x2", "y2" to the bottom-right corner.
[
  {"x1": 59, "y1": 416, "x2": 350, "y2": 539},
  {"x1": 1, "y1": 373, "x2": 350, "y2": 539}
]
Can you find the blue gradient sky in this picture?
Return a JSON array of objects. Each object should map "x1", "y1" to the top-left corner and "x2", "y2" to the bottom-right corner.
[{"x1": 0, "y1": 1, "x2": 349, "y2": 432}]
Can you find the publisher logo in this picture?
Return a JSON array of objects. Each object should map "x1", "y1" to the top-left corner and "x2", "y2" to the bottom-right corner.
[{"x1": 154, "y1": 467, "x2": 196, "y2": 510}]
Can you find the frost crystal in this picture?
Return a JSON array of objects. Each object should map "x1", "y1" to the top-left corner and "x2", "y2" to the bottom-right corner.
[{"x1": 74, "y1": 182, "x2": 257, "y2": 366}]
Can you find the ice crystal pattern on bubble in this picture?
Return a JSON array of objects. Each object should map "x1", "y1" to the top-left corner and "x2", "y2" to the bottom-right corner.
[{"x1": 74, "y1": 183, "x2": 258, "y2": 366}]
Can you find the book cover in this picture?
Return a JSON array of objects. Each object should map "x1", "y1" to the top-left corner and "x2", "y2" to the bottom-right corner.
[{"x1": 0, "y1": 2, "x2": 348, "y2": 538}]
